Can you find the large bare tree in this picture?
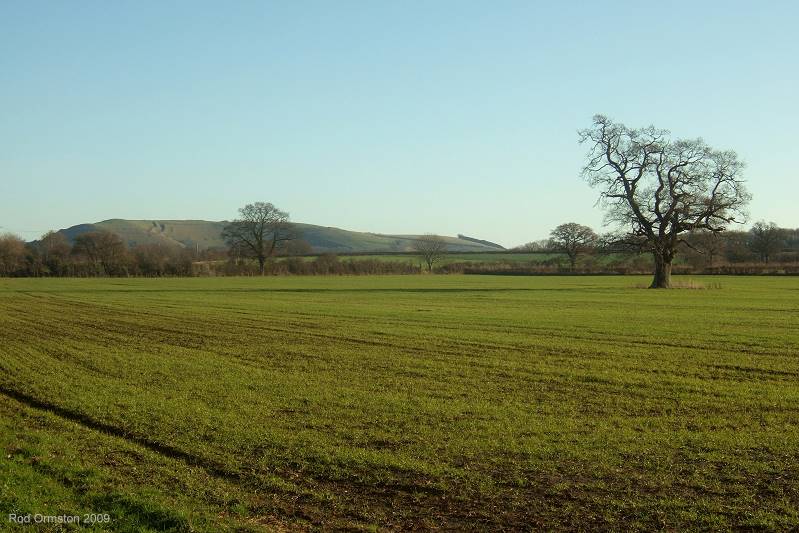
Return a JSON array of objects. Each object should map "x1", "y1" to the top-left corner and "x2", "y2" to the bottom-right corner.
[
  {"x1": 222, "y1": 202, "x2": 294, "y2": 275},
  {"x1": 412, "y1": 234, "x2": 447, "y2": 272},
  {"x1": 549, "y1": 223, "x2": 597, "y2": 269},
  {"x1": 580, "y1": 115, "x2": 750, "y2": 288}
]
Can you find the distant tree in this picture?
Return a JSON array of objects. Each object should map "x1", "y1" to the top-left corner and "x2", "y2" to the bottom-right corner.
[
  {"x1": 686, "y1": 229, "x2": 723, "y2": 268},
  {"x1": 0, "y1": 233, "x2": 26, "y2": 276},
  {"x1": 412, "y1": 234, "x2": 447, "y2": 272},
  {"x1": 277, "y1": 238, "x2": 313, "y2": 256},
  {"x1": 748, "y1": 221, "x2": 784, "y2": 263},
  {"x1": 594, "y1": 232, "x2": 628, "y2": 254},
  {"x1": 131, "y1": 243, "x2": 193, "y2": 276},
  {"x1": 72, "y1": 231, "x2": 127, "y2": 275},
  {"x1": 548, "y1": 223, "x2": 597, "y2": 269},
  {"x1": 222, "y1": 202, "x2": 295, "y2": 275},
  {"x1": 785, "y1": 228, "x2": 799, "y2": 251},
  {"x1": 580, "y1": 115, "x2": 750, "y2": 288},
  {"x1": 37, "y1": 231, "x2": 72, "y2": 275},
  {"x1": 313, "y1": 253, "x2": 341, "y2": 274},
  {"x1": 723, "y1": 230, "x2": 756, "y2": 263},
  {"x1": 514, "y1": 239, "x2": 551, "y2": 252},
  {"x1": 22, "y1": 243, "x2": 43, "y2": 277},
  {"x1": 132, "y1": 243, "x2": 169, "y2": 275}
]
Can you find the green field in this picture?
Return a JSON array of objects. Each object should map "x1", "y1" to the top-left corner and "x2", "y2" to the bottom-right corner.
[{"x1": 1, "y1": 276, "x2": 798, "y2": 531}]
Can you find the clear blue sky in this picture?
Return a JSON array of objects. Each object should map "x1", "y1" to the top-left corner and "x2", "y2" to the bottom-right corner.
[{"x1": 2, "y1": 1, "x2": 797, "y2": 247}]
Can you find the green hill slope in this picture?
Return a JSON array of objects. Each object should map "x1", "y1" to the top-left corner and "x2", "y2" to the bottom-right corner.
[{"x1": 55, "y1": 219, "x2": 505, "y2": 253}]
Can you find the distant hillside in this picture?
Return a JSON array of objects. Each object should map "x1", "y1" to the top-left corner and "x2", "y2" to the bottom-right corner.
[
  {"x1": 54, "y1": 219, "x2": 505, "y2": 253},
  {"x1": 58, "y1": 220, "x2": 228, "y2": 251},
  {"x1": 457, "y1": 234, "x2": 504, "y2": 249}
]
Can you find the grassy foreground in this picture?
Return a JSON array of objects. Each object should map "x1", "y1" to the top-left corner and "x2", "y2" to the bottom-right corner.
[{"x1": 0, "y1": 275, "x2": 797, "y2": 531}]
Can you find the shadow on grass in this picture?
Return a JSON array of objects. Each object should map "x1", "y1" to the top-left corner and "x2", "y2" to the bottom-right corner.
[
  {"x1": 0, "y1": 386, "x2": 241, "y2": 485},
  {"x1": 90, "y1": 493, "x2": 191, "y2": 533}
]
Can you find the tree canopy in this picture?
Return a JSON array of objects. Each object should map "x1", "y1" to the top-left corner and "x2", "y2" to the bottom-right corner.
[
  {"x1": 580, "y1": 115, "x2": 750, "y2": 288},
  {"x1": 412, "y1": 234, "x2": 447, "y2": 272},
  {"x1": 549, "y1": 223, "x2": 597, "y2": 269},
  {"x1": 222, "y1": 202, "x2": 294, "y2": 275}
]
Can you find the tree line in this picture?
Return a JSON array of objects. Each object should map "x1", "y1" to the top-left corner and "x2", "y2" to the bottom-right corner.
[
  {"x1": 0, "y1": 230, "x2": 211, "y2": 277},
  {"x1": 0, "y1": 115, "x2": 792, "y2": 283},
  {"x1": 513, "y1": 221, "x2": 799, "y2": 270},
  {"x1": 0, "y1": 220, "x2": 794, "y2": 278},
  {"x1": 0, "y1": 226, "x2": 419, "y2": 277}
]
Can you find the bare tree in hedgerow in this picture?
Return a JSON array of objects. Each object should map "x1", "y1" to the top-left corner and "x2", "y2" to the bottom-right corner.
[
  {"x1": 748, "y1": 221, "x2": 784, "y2": 263},
  {"x1": 72, "y1": 231, "x2": 128, "y2": 276},
  {"x1": 222, "y1": 202, "x2": 295, "y2": 275},
  {"x1": 412, "y1": 234, "x2": 447, "y2": 272},
  {"x1": 580, "y1": 115, "x2": 750, "y2": 288},
  {"x1": 0, "y1": 233, "x2": 26, "y2": 276},
  {"x1": 549, "y1": 222, "x2": 597, "y2": 270},
  {"x1": 38, "y1": 231, "x2": 72, "y2": 275},
  {"x1": 686, "y1": 229, "x2": 723, "y2": 268}
]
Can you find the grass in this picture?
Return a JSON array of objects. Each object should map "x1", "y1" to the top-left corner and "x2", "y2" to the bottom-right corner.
[
  {"x1": 0, "y1": 275, "x2": 797, "y2": 531},
  {"x1": 633, "y1": 279, "x2": 725, "y2": 290}
]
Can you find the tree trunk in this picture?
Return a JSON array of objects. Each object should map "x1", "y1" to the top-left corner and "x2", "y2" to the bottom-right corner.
[
  {"x1": 650, "y1": 252, "x2": 672, "y2": 288},
  {"x1": 258, "y1": 256, "x2": 266, "y2": 275}
]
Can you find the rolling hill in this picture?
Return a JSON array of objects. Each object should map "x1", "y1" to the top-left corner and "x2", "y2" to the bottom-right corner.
[{"x1": 54, "y1": 219, "x2": 505, "y2": 253}]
